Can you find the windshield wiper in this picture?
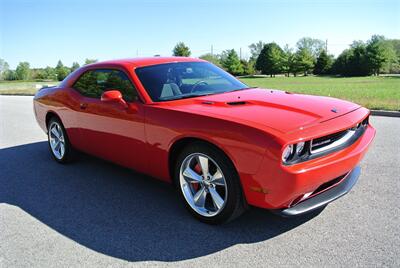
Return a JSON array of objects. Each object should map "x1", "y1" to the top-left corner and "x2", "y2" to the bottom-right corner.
[
  {"x1": 159, "y1": 87, "x2": 257, "y2": 101},
  {"x1": 230, "y1": 87, "x2": 256, "y2": 92},
  {"x1": 160, "y1": 92, "x2": 214, "y2": 101}
]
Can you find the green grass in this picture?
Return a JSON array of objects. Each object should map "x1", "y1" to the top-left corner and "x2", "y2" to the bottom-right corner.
[
  {"x1": 240, "y1": 76, "x2": 400, "y2": 111},
  {"x1": 1, "y1": 76, "x2": 399, "y2": 111},
  {"x1": 0, "y1": 80, "x2": 59, "y2": 95}
]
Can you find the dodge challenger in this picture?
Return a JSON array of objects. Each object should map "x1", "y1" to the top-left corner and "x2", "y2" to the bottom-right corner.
[{"x1": 33, "y1": 57, "x2": 375, "y2": 224}]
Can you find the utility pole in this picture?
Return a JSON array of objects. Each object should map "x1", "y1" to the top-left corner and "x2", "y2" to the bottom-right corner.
[
  {"x1": 211, "y1": 45, "x2": 213, "y2": 57},
  {"x1": 325, "y1": 39, "x2": 328, "y2": 53},
  {"x1": 239, "y1": 47, "x2": 242, "y2": 60}
]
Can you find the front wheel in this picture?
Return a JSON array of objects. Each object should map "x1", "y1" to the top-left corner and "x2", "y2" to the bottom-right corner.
[{"x1": 174, "y1": 142, "x2": 246, "y2": 224}]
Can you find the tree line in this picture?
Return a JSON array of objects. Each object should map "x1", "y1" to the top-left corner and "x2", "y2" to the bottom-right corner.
[
  {"x1": 1, "y1": 35, "x2": 399, "y2": 82},
  {"x1": 174, "y1": 35, "x2": 400, "y2": 77},
  {"x1": 0, "y1": 58, "x2": 98, "y2": 81}
]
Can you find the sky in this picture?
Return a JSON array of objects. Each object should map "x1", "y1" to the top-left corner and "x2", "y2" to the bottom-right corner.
[{"x1": 0, "y1": 0, "x2": 399, "y2": 69}]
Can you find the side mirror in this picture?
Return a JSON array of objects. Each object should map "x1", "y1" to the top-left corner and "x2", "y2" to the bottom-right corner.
[{"x1": 101, "y1": 90, "x2": 127, "y2": 108}]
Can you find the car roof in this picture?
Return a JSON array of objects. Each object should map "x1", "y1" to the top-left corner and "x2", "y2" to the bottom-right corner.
[{"x1": 87, "y1": 57, "x2": 206, "y2": 68}]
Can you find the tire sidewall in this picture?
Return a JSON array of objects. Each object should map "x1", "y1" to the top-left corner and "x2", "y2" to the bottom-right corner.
[
  {"x1": 47, "y1": 117, "x2": 72, "y2": 163},
  {"x1": 174, "y1": 142, "x2": 244, "y2": 224}
]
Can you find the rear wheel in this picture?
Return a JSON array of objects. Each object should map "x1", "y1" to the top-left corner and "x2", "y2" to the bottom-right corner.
[
  {"x1": 47, "y1": 117, "x2": 75, "y2": 163},
  {"x1": 174, "y1": 142, "x2": 246, "y2": 224}
]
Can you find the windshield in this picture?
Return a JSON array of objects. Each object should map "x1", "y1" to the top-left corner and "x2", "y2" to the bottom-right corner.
[{"x1": 135, "y1": 62, "x2": 249, "y2": 102}]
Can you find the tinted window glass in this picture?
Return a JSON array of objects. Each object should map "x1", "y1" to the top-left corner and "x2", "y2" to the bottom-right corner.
[
  {"x1": 135, "y1": 62, "x2": 248, "y2": 102},
  {"x1": 73, "y1": 69, "x2": 137, "y2": 101}
]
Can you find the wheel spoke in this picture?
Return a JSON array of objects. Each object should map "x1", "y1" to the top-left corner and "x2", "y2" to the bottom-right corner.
[
  {"x1": 209, "y1": 187, "x2": 224, "y2": 210},
  {"x1": 50, "y1": 138, "x2": 56, "y2": 146},
  {"x1": 193, "y1": 186, "x2": 207, "y2": 208},
  {"x1": 183, "y1": 167, "x2": 203, "y2": 183},
  {"x1": 182, "y1": 184, "x2": 194, "y2": 204},
  {"x1": 210, "y1": 170, "x2": 225, "y2": 186},
  {"x1": 197, "y1": 155, "x2": 209, "y2": 176},
  {"x1": 54, "y1": 140, "x2": 60, "y2": 151},
  {"x1": 59, "y1": 143, "x2": 65, "y2": 157},
  {"x1": 51, "y1": 127, "x2": 60, "y2": 139}
]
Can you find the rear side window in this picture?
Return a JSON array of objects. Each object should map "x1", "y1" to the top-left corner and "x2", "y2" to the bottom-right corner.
[{"x1": 73, "y1": 69, "x2": 138, "y2": 102}]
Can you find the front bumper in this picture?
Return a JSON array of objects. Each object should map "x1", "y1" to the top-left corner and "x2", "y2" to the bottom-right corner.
[
  {"x1": 274, "y1": 166, "x2": 360, "y2": 216},
  {"x1": 241, "y1": 120, "x2": 375, "y2": 210}
]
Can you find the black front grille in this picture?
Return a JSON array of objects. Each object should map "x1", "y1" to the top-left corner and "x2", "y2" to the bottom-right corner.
[
  {"x1": 311, "y1": 117, "x2": 368, "y2": 153},
  {"x1": 311, "y1": 130, "x2": 348, "y2": 151},
  {"x1": 312, "y1": 174, "x2": 346, "y2": 196}
]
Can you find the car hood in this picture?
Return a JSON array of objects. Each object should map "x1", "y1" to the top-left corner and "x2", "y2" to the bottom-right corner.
[{"x1": 166, "y1": 88, "x2": 361, "y2": 135}]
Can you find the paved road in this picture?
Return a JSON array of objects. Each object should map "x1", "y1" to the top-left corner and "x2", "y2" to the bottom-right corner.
[{"x1": 0, "y1": 96, "x2": 399, "y2": 267}]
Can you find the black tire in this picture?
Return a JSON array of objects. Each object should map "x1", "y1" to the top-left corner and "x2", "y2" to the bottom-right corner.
[
  {"x1": 47, "y1": 116, "x2": 75, "y2": 163},
  {"x1": 174, "y1": 141, "x2": 246, "y2": 224}
]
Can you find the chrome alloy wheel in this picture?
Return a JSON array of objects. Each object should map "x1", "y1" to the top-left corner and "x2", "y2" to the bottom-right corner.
[
  {"x1": 49, "y1": 121, "x2": 65, "y2": 160},
  {"x1": 179, "y1": 153, "x2": 228, "y2": 217}
]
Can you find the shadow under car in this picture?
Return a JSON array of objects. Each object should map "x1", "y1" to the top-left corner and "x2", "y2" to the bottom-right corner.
[{"x1": 0, "y1": 142, "x2": 323, "y2": 262}]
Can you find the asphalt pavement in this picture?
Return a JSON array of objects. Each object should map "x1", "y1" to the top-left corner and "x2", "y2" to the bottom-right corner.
[{"x1": 0, "y1": 96, "x2": 399, "y2": 267}]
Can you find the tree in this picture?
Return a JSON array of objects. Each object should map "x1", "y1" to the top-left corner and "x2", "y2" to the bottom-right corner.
[
  {"x1": 296, "y1": 37, "x2": 325, "y2": 58},
  {"x1": 366, "y1": 35, "x2": 392, "y2": 75},
  {"x1": 71, "y1": 62, "x2": 80, "y2": 72},
  {"x1": 241, "y1": 59, "x2": 255, "y2": 75},
  {"x1": 55, "y1": 60, "x2": 70, "y2": 81},
  {"x1": 4, "y1": 70, "x2": 17, "y2": 80},
  {"x1": 381, "y1": 39, "x2": 399, "y2": 73},
  {"x1": 255, "y1": 43, "x2": 284, "y2": 77},
  {"x1": 281, "y1": 44, "x2": 294, "y2": 76},
  {"x1": 331, "y1": 41, "x2": 371, "y2": 76},
  {"x1": 30, "y1": 68, "x2": 44, "y2": 80},
  {"x1": 314, "y1": 50, "x2": 333, "y2": 75},
  {"x1": 172, "y1": 42, "x2": 191, "y2": 57},
  {"x1": 350, "y1": 41, "x2": 371, "y2": 76},
  {"x1": 16, "y1": 62, "x2": 31, "y2": 80},
  {"x1": 249, "y1": 41, "x2": 265, "y2": 61},
  {"x1": 34, "y1": 69, "x2": 46, "y2": 80},
  {"x1": 220, "y1": 49, "x2": 243, "y2": 75},
  {"x1": 84, "y1": 59, "x2": 98, "y2": 65},
  {"x1": 43, "y1": 66, "x2": 57, "y2": 80},
  {"x1": 35, "y1": 67, "x2": 57, "y2": 80},
  {"x1": 331, "y1": 49, "x2": 350, "y2": 76},
  {"x1": 199, "y1": 53, "x2": 222, "y2": 67},
  {"x1": 293, "y1": 48, "x2": 314, "y2": 76},
  {"x1": 0, "y1": 59, "x2": 9, "y2": 80},
  {"x1": 385, "y1": 39, "x2": 400, "y2": 66}
]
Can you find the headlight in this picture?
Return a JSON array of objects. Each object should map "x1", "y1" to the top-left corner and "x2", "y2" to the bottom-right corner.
[
  {"x1": 282, "y1": 145, "x2": 294, "y2": 162},
  {"x1": 296, "y1": 142, "x2": 305, "y2": 154},
  {"x1": 282, "y1": 141, "x2": 309, "y2": 164}
]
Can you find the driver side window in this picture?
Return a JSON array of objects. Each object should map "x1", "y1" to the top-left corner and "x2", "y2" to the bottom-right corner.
[{"x1": 73, "y1": 69, "x2": 138, "y2": 102}]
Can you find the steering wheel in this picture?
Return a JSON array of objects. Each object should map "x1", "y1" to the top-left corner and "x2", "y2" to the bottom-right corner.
[{"x1": 190, "y1": 81, "x2": 209, "y2": 93}]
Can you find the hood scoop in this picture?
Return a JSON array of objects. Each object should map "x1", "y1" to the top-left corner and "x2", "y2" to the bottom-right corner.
[
  {"x1": 226, "y1": 101, "x2": 248, "y2": 106},
  {"x1": 200, "y1": 100, "x2": 249, "y2": 106}
]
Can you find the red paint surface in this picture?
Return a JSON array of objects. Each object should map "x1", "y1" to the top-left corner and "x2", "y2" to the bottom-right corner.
[{"x1": 33, "y1": 57, "x2": 375, "y2": 209}]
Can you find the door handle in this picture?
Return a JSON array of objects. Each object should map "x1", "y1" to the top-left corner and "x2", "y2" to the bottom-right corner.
[{"x1": 80, "y1": 103, "x2": 88, "y2": 110}]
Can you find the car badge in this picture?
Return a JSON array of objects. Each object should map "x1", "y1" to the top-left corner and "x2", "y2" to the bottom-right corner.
[{"x1": 331, "y1": 107, "x2": 338, "y2": 113}]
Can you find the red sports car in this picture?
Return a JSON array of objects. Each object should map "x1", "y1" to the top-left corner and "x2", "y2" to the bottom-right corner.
[{"x1": 33, "y1": 57, "x2": 375, "y2": 224}]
